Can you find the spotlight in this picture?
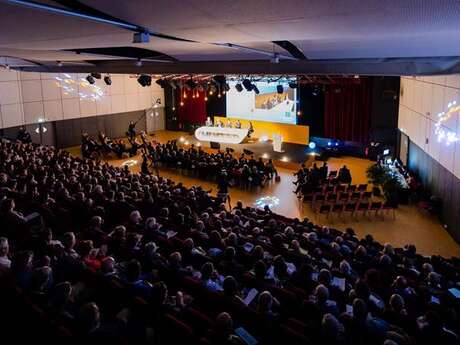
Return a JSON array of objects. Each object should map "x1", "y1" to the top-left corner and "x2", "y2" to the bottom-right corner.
[
  {"x1": 57, "y1": 61, "x2": 63, "y2": 67},
  {"x1": 90, "y1": 73, "x2": 101, "y2": 80},
  {"x1": 155, "y1": 79, "x2": 167, "y2": 88},
  {"x1": 103, "y1": 75, "x2": 112, "y2": 85},
  {"x1": 242, "y1": 79, "x2": 253, "y2": 91},
  {"x1": 327, "y1": 141, "x2": 332, "y2": 146},
  {"x1": 169, "y1": 80, "x2": 177, "y2": 89},
  {"x1": 185, "y1": 78, "x2": 197, "y2": 90},
  {"x1": 253, "y1": 84, "x2": 260, "y2": 94},
  {"x1": 308, "y1": 142, "x2": 316, "y2": 149},
  {"x1": 235, "y1": 83, "x2": 243, "y2": 92},
  {"x1": 223, "y1": 83, "x2": 230, "y2": 92},
  {"x1": 288, "y1": 82, "x2": 298, "y2": 89},
  {"x1": 86, "y1": 75, "x2": 95, "y2": 84},
  {"x1": 137, "y1": 74, "x2": 152, "y2": 87},
  {"x1": 276, "y1": 84, "x2": 284, "y2": 94},
  {"x1": 281, "y1": 156, "x2": 289, "y2": 162}
]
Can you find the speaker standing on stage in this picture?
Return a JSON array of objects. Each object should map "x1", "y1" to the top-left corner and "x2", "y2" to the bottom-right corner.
[{"x1": 247, "y1": 121, "x2": 254, "y2": 138}]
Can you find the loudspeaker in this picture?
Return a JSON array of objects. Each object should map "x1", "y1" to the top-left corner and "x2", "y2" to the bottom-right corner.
[{"x1": 210, "y1": 141, "x2": 220, "y2": 149}]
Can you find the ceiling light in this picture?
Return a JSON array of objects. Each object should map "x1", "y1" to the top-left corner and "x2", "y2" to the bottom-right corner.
[
  {"x1": 57, "y1": 61, "x2": 63, "y2": 67},
  {"x1": 103, "y1": 75, "x2": 112, "y2": 85},
  {"x1": 137, "y1": 74, "x2": 152, "y2": 87},
  {"x1": 135, "y1": 59, "x2": 142, "y2": 67},
  {"x1": 86, "y1": 75, "x2": 95, "y2": 84},
  {"x1": 155, "y1": 79, "x2": 167, "y2": 88},
  {"x1": 242, "y1": 79, "x2": 253, "y2": 91}
]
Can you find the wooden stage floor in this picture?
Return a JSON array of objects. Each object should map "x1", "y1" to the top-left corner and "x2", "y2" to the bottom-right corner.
[{"x1": 66, "y1": 130, "x2": 460, "y2": 258}]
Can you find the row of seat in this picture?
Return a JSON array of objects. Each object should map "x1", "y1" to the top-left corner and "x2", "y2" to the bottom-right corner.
[{"x1": 316, "y1": 201, "x2": 396, "y2": 221}]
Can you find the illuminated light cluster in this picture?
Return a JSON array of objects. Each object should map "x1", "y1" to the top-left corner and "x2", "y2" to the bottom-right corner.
[
  {"x1": 254, "y1": 196, "x2": 280, "y2": 209},
  {"x1": 435, "y1": 101, "x2": 460, "y2": 146},
  {"x1": 54, "y1": 76, "x2": 104, "y2": 101}
]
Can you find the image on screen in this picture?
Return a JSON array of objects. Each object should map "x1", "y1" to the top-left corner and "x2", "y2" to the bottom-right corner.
[{"x1": 226, "y1": 81, "x2": 297, "y2": 124}]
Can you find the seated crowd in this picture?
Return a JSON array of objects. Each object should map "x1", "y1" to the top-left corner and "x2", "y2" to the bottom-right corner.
[
  {"x1": 294, "y1": 162, "x2": 352, "y2": 197},
  {"x1": 0, "y1": 138, "x2": 459, "y2": 345},
  {"x1": 149, "y1": 140, "x2": 278, "y2": 189},
  {"x1": 81, "y1": 131, "x2": 150, "y2": 160}
]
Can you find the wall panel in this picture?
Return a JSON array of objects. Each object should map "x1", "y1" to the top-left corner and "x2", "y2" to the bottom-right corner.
[{"x1": 0, "y1": 70, "x2": 164, "y2": 130}]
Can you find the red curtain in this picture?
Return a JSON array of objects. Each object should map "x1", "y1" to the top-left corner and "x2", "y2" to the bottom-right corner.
[
  {"x1": 324, "y1": 79, "x2": 372, "y2": 143},
  {"x1": 177, "y1": 89, "x2": 207, "y2": 125}
]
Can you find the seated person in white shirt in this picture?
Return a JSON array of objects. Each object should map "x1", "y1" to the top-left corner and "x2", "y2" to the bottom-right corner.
[
  {"x1": 235, "y1": 120, "x2": 242, "y2": 129},
  {"x1": 0, "y1": 237, "x2": 12, "y2": 269},
  {"x1": 205, "y1": 117, "x2": 213, "y2": 127}
]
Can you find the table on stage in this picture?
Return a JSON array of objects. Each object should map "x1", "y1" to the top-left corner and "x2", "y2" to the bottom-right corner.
[{"x1": 194, "y1": 126, "x2": 249, "y2": 144}]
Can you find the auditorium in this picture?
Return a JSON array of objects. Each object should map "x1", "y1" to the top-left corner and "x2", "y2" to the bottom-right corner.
[{"x1": 1, "y1": 1, "x2": 460, "y2": 344}]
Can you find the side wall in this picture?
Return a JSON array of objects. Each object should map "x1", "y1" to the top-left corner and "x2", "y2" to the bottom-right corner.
[
  {"x1": 398, "y1": 76, "x2": 460, "y2": 242},
  {"x1": 0, "y1": 69, "x2": 164, "y2": 128}
]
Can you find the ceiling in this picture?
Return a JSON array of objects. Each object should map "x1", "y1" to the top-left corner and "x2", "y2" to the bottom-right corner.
[{"x1": 1, "y1": 0, "x2": 460, "y2": 75}]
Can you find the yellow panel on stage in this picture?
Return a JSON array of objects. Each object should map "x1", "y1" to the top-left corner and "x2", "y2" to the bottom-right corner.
[{"x1": 214, "y1": 116, "x2": 309, "y2": 145}]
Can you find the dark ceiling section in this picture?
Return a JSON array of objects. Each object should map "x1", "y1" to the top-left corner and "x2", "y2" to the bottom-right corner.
[
  {"x1": 17, "y1": 57, "x2": 460, "y2": 76},
  {"x1": 50, "y1": 0, "x2": 196, "y2": 43},
  {"x1": 67, "y1": 47, "x2": 177, "y2": 62},
  {"x1": 50, "y1": 0, "x2": 134, "y2": 27},
  {"x1": 273, "y1": 41, "x2": 307, "y2": 60}
]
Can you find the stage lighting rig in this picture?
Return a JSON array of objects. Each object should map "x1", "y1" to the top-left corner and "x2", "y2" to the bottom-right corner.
[
  {"x1": 137, "y1": 74, "x2": 152, "y2": 87},
  {"x1": 103, "y1": 75, "x2": 112, "y2": 85},
  {"x1": 276, "y1": 84, "x2": 284, "y2": 94},
  {"x1": 242, "y1": 79, "x2": 253, "y2": 91},
  {"x1": 86, "y1": 74, "x2": 95, "y2": 85},
  {"x1": 91, "y1": 73, "x2": 101, "y2": 80},
  {"x1": 155, "y1": 79, "x2": 167, "y2": 88},
  {"x1": 235, "y1": 83, "x2": 243, "y2": 92},
  {"x1": 288, "y1": 82, "x2": 298, "y2": 89},
  {"x1": 253, "y1": 84, "x2": 260, "y2": 94}
]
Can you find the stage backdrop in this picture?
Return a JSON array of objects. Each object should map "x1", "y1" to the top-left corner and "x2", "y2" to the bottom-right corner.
[
  {"x1": 177, "y1": 89, "x2": 207, "y2": 125},
  {"x1": 214, "y1": 116, "x2": 309, "y2": 145},
  {"x1": 324, "y1": 79, "x2": 372, "y2": 143}
]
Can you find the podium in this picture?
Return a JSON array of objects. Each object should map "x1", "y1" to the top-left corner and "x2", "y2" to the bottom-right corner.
[{"x1": 273, "y1": 134, "x2": 283, "y2": 152}]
